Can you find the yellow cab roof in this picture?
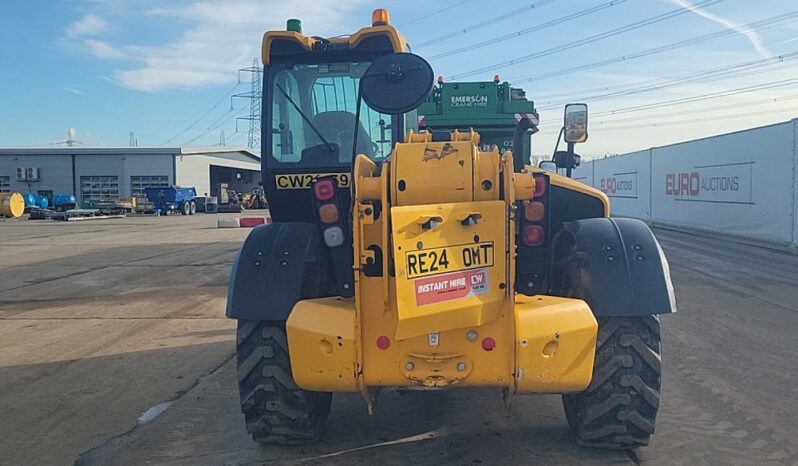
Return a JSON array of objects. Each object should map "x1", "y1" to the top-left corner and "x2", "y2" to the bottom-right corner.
[{"x1": 261, "y1": 24, "x2": 409, "y2": 65}]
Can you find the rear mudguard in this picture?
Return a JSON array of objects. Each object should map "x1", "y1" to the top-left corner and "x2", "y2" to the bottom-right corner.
[
  {"x1": 226, "y1": 222, "x2": 330, "y2": 321},
  {"x1": 553, "y1": 217, "x2": 676, "y2": 317}
]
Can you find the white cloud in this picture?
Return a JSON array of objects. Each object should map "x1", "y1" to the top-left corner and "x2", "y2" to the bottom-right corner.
[
  {"x1": 113, "y1": 39, "x2": 251, "y2": 92},
  {"x1": 84, "y1": 39, "x2": 128, "y2": 60},
  {"x1": 71, "y1": 0, "x2": 371, "y2": 92},
  {"x1": 63, "y1": 87, "x2": 84, "y2": 95},
  {"x1": 667, "y1": 0, "x2": 772, "y2": 58},
  {"x1": 67, "y1": 14, "x2": 109, "y2": 38}
]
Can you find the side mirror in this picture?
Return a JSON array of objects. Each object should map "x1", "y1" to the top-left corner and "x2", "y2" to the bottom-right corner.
[
  {"x1": 539, "y1": 161, "x2": 557, "y2": 172},
  {"x1": 564, "y1": 103, "x2": 588, "y2": 144},
  {"x1": 361, "y1": 53, "x2": 434, "y2": 115}
]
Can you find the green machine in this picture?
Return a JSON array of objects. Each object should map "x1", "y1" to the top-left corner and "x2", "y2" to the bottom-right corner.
[{"x1": 418, "y1": 78, "x2": 539, "y2": 165}]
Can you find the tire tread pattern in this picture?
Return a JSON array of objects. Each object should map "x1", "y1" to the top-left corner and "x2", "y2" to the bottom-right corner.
[
  {"x1": 236, "y1": 321, "x2": 332, "y2": 445},
  {"x1": 563, "y1": 315, "x2": 661, "y2": 450}
]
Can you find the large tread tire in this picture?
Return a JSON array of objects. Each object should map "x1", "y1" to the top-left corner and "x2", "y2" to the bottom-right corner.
[
  {"x1": 236, "y1": 320, "x2": 332, "y2": 444},
  {"x1": 563, "y1": 315, "x2": 661, "y2": 450}
]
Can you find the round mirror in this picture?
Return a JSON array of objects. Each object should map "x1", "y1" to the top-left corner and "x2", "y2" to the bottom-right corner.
[{"x1": 361, "y1": 53, "x2": 434, "y2": 115}]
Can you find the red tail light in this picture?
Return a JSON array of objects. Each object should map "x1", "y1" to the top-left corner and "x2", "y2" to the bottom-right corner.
[
  {"x1": 313, "y1": 179, "x2": 335, "y2": 201},
  {"x1": 523, "y1": 224, "x2": 545, "y2": 246},
  {"x1": 533, "y1": 175, "x2": 546, "y2": 198}
]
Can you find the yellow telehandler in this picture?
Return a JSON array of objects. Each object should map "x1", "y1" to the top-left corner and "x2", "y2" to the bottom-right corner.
[{"x1": 226, "y1": 9, "x2": 675, "y2": 450}]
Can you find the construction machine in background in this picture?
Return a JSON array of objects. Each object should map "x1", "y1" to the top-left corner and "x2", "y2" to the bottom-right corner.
[
  {"x1": 418, "y1": 76, "x2": 539, "y2": 165},
  {"x1": 226, "y1": 9, "x2": 675, "y2": 451},
  {"x1": 216, "y1": 183, "x2": 244, "y2": 213},
  {"x1": 241, "y1": 186, "x2": 268, "y2": 210}
]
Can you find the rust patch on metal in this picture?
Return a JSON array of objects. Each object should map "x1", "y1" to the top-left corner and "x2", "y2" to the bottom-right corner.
[
  {"x1": 422, "y1": 143, "x2": 459, "y2": 161},
  {"x1": 423, "y1": 147, "x2": 439, "y2": 161},
  {"x1": 441, "y1": 143, "x2": 458, "y2": 158}
]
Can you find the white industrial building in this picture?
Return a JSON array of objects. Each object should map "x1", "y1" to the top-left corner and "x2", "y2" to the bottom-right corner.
[{"x1": 0, "y1": 146, "x2": 261, "y2": 202}]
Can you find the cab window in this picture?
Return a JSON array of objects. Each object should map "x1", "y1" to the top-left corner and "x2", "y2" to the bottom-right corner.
[{"x1": 269, "y1": 62, "x2": 393, "y2": 167}]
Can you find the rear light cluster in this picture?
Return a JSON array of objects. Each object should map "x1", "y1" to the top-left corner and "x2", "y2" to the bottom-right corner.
[
  {"x1": 311, "y1": 176, "x2": 354, "y2": 298},
  {"x1": 313, "y1": 178, "x2": 343, "y2": 247},
  {"x1": 522, "y1": 174, "x2": 548, "y2": 247}
]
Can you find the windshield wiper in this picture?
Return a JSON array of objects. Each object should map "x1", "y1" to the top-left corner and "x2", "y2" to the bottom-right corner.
[{"x1": 275, "y1": 84, "x2": 336, "y2": 153}]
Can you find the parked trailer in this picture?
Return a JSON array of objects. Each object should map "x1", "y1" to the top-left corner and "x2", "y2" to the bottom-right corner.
[
  {"x1": 80, "y1": 198, "x2": 134, "y2": 215},
  {"x1": 144, "y1": 186, "x2": 197, "y2": 215},
  {"x1": 50, "y1": 209, "x2": 126, "y2": 221},
  {"x1": 29, "y1": 206, "x2": 127, "y2": 221}
]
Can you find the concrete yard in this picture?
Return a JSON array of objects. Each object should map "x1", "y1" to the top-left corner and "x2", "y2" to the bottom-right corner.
[{"x1": 1, "y1": 215, "x2": 798, "y2": 465}]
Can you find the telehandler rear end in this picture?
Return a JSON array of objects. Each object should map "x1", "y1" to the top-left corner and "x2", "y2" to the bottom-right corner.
[{"x1": 227, "y1": 9, "x2": 675, "y2": 450}]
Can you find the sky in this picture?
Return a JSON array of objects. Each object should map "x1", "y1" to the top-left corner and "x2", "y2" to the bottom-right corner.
[{"x1": 1, "y1": 0, "x2": 797, "y2": 157}]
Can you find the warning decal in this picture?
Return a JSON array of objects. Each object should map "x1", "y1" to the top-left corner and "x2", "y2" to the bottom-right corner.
[{"x1": 415, "y1": 268, "x2": 489, "y2": 306}]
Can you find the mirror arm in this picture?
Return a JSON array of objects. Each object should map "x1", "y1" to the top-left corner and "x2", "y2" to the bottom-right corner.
[
  {"x1": 566, "y1": 141, "x2": 575, "y2": 178},
  {"x1": 551, "y1": 126, "x2": 564, "y2": 161}
]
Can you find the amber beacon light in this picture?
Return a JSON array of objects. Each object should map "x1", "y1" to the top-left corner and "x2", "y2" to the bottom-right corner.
[{"x1": 372, "y1": 8, "x2": 390, "y2": 26}]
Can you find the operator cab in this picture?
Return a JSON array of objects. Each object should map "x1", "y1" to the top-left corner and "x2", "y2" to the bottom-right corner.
[{"x1": 262, "y1": 11, "x2": 412, "y2": 222}]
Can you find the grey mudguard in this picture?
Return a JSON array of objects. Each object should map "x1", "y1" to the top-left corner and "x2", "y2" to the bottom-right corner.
[
  {"x1": 226, "y1": 222, "x2": 329, "y2": 321},
  {"x1": 557, "y1": 217, "x2": 676, "y2": 316}
]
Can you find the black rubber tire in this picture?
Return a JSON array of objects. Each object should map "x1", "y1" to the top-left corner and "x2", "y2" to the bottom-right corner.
[
  {"x1": 181, "y1": 202, "x2": 190, "y2": 215},
  {"x1": 189, "y1": 201, "x2": 197, "y2": 215},
  {"x1": 236, "y1": 321, "x2": 332, "y2": 445},
  {"x1": 553, "y1": 232, "x2": 662, "y2": 450},
  {"x1": 562, "y1": 315, "x2": 661, "y2": 450}
]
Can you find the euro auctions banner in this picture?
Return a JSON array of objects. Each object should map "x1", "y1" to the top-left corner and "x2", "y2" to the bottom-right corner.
[
  {"x1": 592, "y1": 150, "x2": 651, "y2": 221},
  {"x1": 651, "y1": 121, "x2": 796, "y2": 245},
  {"x1": 663, "y1": 162, "x2": 752, "y2": 205}
]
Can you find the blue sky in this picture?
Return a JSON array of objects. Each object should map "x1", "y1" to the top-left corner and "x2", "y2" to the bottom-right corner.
[{"x1": 1, "y1": 0, "x2": 797, "y2": 156}]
